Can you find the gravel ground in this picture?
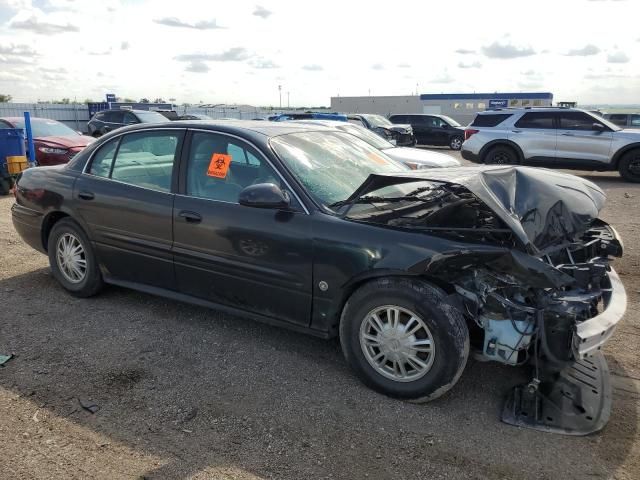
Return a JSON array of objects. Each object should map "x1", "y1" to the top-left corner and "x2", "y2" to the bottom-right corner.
[{"x1": 0, "y1": 152, "x2": 638, "y2": 480}]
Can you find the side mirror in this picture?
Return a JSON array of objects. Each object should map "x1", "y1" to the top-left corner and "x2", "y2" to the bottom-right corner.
[
  {"x1": 239, "y1": 183, "x2": 290, "y2": 209},
  {"x1": 593, "y1": 123, "x2": 606, "y2": 132}
]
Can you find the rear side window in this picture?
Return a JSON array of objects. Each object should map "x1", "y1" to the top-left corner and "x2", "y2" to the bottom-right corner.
[
  {"x1": 514, "y1": 112, "x2": 556, "y2": 129},
  {"x1": 631, "y1": 115, "x2": 640, "y2": 127},
  {"x1": 89, "y1": 139, "x2": 118, "y2": 177},
  {"x1": 390, "y1": 115, "x2": 408, "y2": 123},
  {"x1": 110, "y1": 131, "x2": 181, "y2": 192},
  {"x1": 471, "y1": 114, "x2": 513, "y2": 127}
]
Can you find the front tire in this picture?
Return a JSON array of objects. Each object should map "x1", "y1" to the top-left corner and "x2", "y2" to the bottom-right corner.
[
  {"x1": 619, "y1": 149, "x2": 640, "y2": 183},
  {"x1": 449, "y1": 136, "x2": 463, "y2": 151},
  {"x1": 48, "y1": 218, "x2": 104, "y2": 297},
  {"x1": 340, "y1": 277, "x2": 469, "y2": 402}
]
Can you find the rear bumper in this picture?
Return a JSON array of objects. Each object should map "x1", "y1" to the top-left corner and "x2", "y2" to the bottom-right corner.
[
  {"x1": 11, "y1": 203, "x2": 45, "y2": 253},
  {"x1": 573, "y1": 267, "x2": 626, "y2": 359},
  {"x1": 461, "y1": 149, "x2": 481, "y2": 163}
]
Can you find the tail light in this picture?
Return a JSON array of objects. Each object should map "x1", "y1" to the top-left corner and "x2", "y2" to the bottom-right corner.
[{"x1": 464, "y1": 129, "x2": 479, "y2": 141}]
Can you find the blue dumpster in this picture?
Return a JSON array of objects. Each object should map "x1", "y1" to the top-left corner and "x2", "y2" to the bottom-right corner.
[{"x1": 0, "y1": 128, "x2": 27, "y2": 195}]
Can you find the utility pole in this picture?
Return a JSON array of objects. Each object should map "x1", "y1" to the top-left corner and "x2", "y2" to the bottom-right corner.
[{"x1": 278, "y1": 85, "x2": 282, "y2": 109}]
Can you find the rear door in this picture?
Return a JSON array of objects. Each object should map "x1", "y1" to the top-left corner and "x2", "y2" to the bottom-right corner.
[
  {"x1": 408, "y1": 115, "x2": 430, "y2": 144},
  {"x1": 75, "y1": 129, "x2": 184, "y2": 289},
  {"x1": 172, "y1": 130, "x2": 313, "y2": 327},
  {"x1": 555, "y1": 112, "x2": 613, "y2": 166},
  {"x1": 511, "y1": 112, "x2": 557, "y2": 163}
]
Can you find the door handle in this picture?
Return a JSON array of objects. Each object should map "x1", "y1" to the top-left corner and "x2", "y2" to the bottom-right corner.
[
  {"x1": 561, "y1": 132, "x2": 575, "y2": 136},
  {"x1": 78, "y1": 191, "x2": 94, "y2": 200},
  {"x1": 179, "y1": 211, "x2": 202, "y2": 223},
  {"x1": 511, "y1": 130, "x2": 522, "y2": 133}
]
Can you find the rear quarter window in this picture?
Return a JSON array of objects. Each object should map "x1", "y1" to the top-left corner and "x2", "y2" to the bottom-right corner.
[{"x1": 471, "y1": 114, "x2": 513, "y2": 127}]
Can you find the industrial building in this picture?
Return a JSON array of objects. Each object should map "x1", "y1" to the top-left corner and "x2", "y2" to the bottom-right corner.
[{"x1": 330, "y1": 92, "x2": 554, "y2": 124}]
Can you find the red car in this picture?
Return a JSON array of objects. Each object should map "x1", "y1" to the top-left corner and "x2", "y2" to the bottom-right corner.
[{"x1": 0, "y1": 117, "x2": 95, "y2": 166}]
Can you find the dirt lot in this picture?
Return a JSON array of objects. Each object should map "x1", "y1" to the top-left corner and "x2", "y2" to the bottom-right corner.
[{"x1": 0, "y1": 153, "x2": 639, "y2": 480}]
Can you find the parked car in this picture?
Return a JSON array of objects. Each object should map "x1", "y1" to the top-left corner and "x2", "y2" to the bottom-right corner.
[
  {"x1": 346, "y1": 114, "x2": 415, "y2": 147},
  {"x1": 603, "y1": 113, "x2": 640, "y2": 128},
  {"x1": 87, "y1": 109, "x2": 168, "y2": 137},
  {"x1": 0, "y1": 117, "x2": 95, "y2": 166},
  {"x1": 12, "y1": 121, "x2": 626, "y2": 434},
  {"x1": 178, "y1": 114, "x2": 213, "y2": 121},
  {"x1": 461, "y1": 107, "x2": 640, "y2": 182},
  {"x1": 155, "y1": 110, "x2": 180, "y2": 121},
  {"x1": 293, "y1": 119, "x2": 459, "y2": 169},
  {"x1": 389, "y1": 114, "x2": 466, "y2": 150},
  {"x1": 270, "y1": 112, "x2": 347, "y2": 122}
]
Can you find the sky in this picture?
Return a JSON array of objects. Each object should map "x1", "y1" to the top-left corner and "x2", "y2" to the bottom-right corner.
[{"x1": 0, "y1": 0, "x2": 639, "y2": 106}]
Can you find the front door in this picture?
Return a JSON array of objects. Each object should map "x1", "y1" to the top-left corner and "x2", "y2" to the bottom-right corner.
[
  {"x1": 74, "y1": 129, "x2": 183, "y2": 289},
  {"x1": 172, "y1": 130, "x2": 313, "y2": 327},
  {"x1": 555, "y1": 112, "x2": 613, "y2": 167}
]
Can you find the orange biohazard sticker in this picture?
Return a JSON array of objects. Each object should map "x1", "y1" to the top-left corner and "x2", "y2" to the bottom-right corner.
[
  {"x1": 368, "y1": 152, "x2": 388, "y2": 165},
  {"x1": 207, "y1": 153, "x2": 232, "y2": 178}
]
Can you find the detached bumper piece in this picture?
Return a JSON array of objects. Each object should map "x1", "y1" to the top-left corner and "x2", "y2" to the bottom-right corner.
[{"x1": 501, "y1": 353, "x2": 611, "y2": 435}]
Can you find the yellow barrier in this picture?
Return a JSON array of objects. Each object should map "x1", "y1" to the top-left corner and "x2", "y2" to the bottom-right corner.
[{"x1": 6, "y1": 155, "x2": 29, "y2": 175}]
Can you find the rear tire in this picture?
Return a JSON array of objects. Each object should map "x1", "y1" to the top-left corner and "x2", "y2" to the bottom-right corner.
[
  {"x1": 339, "y1": 277, "x2": 469, "y2": 402},
  {"x1": 47, "y1": 218, "x2": 104, "y2": 297},
  {"x1": 449, "y1": 136, "x2": 463, "y2": 151},
  {"x1": 484, "y1": 145, "x2": 518, "y2": 165},
  {"x1": 618, "y1": 149, "x2": 640, "y2": 183}
]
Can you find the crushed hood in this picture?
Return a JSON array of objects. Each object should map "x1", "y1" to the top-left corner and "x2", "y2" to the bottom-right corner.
[{"x1": 343, "y1": 165, "x2": 606, "y2": 252}]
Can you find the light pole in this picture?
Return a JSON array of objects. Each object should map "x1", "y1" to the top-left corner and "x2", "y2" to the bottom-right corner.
[
  {"x1": 278, "y1": 85, "x2": 282, "y2": 109},
  {"x1": 287, "y1": 91, "x2": 290, "y2": 108}
]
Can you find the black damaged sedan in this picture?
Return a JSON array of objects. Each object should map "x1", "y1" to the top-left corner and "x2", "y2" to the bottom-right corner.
[{"x1": 12, "y1": 121, "x2": 627, "y2": 434}]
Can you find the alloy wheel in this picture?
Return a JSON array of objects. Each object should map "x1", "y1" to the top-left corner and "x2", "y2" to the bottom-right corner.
[
  {"x1": 56, "y1": 233, "x2": 87, "y2": 284},
  {"x1": 359, "y1": 305, "x2": 435, "y2": 382}
]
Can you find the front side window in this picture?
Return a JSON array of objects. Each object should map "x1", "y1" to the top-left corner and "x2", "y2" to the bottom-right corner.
[
  {"x1": 109, "y1": 131, "x2": 180, "y2": 192},
  {"x1": 270, "y1": 131, "x2": 406, "y2": 207},
  {"x1": 515, "y1": 112, "x2": 556, "y2": 129},
  {"x1": 559, "y1": 112, "x2": 601, "y2": 131},
  {"x1": 186, "y1": 132, "x2": 281, "y2": 203}
]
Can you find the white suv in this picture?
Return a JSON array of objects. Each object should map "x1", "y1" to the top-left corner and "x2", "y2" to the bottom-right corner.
[{"x1": 461, "y1": 107, "x2": 640, "y2": 182}]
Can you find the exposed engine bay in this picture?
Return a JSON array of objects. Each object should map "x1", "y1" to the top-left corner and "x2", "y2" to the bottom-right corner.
[{"x1": 337, "y1": 166, "x2": 627, "y2": 434}]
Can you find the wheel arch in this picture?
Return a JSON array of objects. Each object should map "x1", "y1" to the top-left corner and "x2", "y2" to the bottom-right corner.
[
  {"x1": 612, "y1": 143, "x2": 640, "y2": 169},
  {"x1": 41, "y1": 210, "x2": 89, "y2": 252},
  {"x1": 332, "y1": 271, "x2": 457, "y2": 338},
  {"x1": 478, "y1": 139, "x2": 525, "y2": 164}
]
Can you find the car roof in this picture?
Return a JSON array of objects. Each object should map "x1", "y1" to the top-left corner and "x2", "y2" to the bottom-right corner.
[
  {"x1": 476, "y1": 107, "x2": 592, "y2": 114},
  {"x1": 0, "y1": 116, "x2": 62, "y2": 123},
  {"x1": 113, "y1": 119, "x2": 335, "y2": 137}
]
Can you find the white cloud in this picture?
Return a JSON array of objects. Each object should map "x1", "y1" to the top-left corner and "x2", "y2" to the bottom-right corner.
[
  {"x1": 607, "y1": 51, "x2": 630, "y2": 63},
  {"x1": 565, "y1": 44, "x2": 600, "y2": 56},
  {"x1": 481, "y1": 41, "x2": 536, "y2": 59},
  {"x1": 153, "y1": 17, "x2": 224, "y2": 30},
  {"x1": 253, "y1": 5, "x2": 273, "y2": 18}
]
